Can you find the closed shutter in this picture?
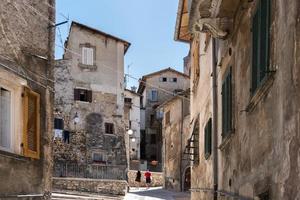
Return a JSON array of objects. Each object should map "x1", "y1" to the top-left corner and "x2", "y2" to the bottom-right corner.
[
  {"x1": 23, "y1": 87, "x2": 40, "y2": 159},
  {"x1": 82, "y1": 47, "x2": 88, "y2": 65},
  {"x1": 222, "y1": 68, "x2": 232, "y2": 138},
  {"x1": 87, "y1": 48, "x2": 94, "y2": 65},
  {"x1": 204, "y1": 118, "x2": 212, "y2": 159},
  {"x1": 87, "y1": 90, "x2": 93, "y2": 103},
  {"x1": 74, "y1": 88, "x2": 80, "y2": 101}
]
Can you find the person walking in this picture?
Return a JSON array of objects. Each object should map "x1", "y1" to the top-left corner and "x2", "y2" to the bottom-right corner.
[
  {"x1": 135, "y1": 170, "x2": 141, "y2": 190},
  {"x1": 144, "y1": 169, "x2": 152, "y2": 189}
]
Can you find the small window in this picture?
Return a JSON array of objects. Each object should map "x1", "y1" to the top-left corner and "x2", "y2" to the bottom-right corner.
[
  {"x1": 149, "y1": 90, "x2": 158, "y2": 101},
  {"x1": 165, "y1": 111, "x2": 170, "y2": 125},
  {"x1": 222, "y1": 67, "x2": 232, "y2": 138},
  {"x1": 204, "y1": 118, "x2": 212, "y2": 159},
  {"x1": 162, "y1": 77, "x2": 167, "y2": 82},
  {"x1": 92, "y1": 152, "x2": 106, "y2": 164},
  {"x1": 124, "y1": 97, "x2": 132, "y2": 103},
  {"x1": 54, "y1": 118, "x2": 64, "y2": 130},
  {"x1": 82, "y1": 47, "x2": 94, "y2": 65},
  {"x1": 74, "y1": 88, "x2": 92, "y2": 102},
  {"x1": 170, "y1": 78, "x2": 177, "y2": 82},
  {"x1": 0, "y1": 87, "x2": 11, "y2": 150},
  {"x1": 105, "y1": 123, "x2": 114, "y2": 134},
  {"x1": 150, "y1": 134, "x2": 156, "y2": 144}
]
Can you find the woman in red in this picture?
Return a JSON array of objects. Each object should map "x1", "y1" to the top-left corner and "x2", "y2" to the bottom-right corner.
[{"x1": 144, "y1": 169, "x2": 152, "y2": 189}]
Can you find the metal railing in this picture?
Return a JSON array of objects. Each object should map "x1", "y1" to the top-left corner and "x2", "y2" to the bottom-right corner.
[{"x1": 53, "y1": 162, "x2": 127, "y2": 180}]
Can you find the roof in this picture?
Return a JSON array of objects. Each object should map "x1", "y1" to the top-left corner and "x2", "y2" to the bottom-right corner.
[
  {"x1": 157, "y1": 89, "x2": 190, "y2": 109},
  {"x1": 125, "y1": 89, "x2": 141, "y2": 97},
  {"x1": 174, "y1": 0, "x2": 191, "y2": 43},
  {"x1": 137, "y1": 67, "x2": 190, "y2": 94},
  {"x1": 69, "y1": 21, "x2": 131, "y2": 54}
]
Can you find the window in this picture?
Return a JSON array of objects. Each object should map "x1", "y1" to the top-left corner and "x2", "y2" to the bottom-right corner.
[
  {"x1": 149, "y1": 90, "x2": 158, "y2": 101},
  {"x1": 169, "y1": 78, "x2": 177, "y2": 82},
  {"x1": 0, "y1": 87, "x2": 11, "y2": 150},
  {"x1": 222, "y1": 67, "x2": 232, "y2": 138},
  {"x1": 82, "y1": 47, "x2": 94, "y2": 65},
  {"x1": 252, "y1": 0, "x2": 271, "y2": 93},
  {"x1": 105, "y1": 123, "x2": 114, "y2": 134},
  {"x1": 124, "y1": 97, "x2": 132, "y2": 104},
  {"x1": 54, "y1": 118, "x2": 64, "y2": 130},
  {"x1": 23, "y1": 87, "x2": 40, "y2": 159},
  {"x1": 92, "y1": 152, "x2": 106, "y2": 164},
  {"x1": 165, "y1": 111, "x2": 170, "y2": 125},
  {"x1": 150, "y1": 134, "x2": 156, "y2": 144},
  {"x1": 204, "y1": 118, "x2": 212, "y2": 159},
  {"x1": 160, "y1": 77, "x2": 167, "y2": 82},
  {"x1": 74, "y1": 88, "x2": 92, "y2": 102}
]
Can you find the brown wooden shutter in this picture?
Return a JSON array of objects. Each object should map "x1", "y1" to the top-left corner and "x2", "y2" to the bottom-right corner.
[
  {"x1": 87, "y1": 90, "x2": 92, "y2": 102},
  {"x1": 23, "y1": 87, "x2": 40, "y2": 159}
]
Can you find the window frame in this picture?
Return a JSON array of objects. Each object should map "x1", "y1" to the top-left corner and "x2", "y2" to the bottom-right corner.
[
  {"x1": 251, "y1": 0, "x2": 271, "y2": 94},
  {"x1": 74, "y1": 88, "x2": 92, "y2": 103},
  {"x1": 0, "y1": 86, "x2": 13, "y2": 152}
]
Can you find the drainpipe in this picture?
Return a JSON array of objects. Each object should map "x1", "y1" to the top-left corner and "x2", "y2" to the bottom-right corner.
[
  {"x1": 179, "y1": 97, "x2": 184, "y2": 191},
  {"x1": 212, "y1": 38, "x2": 218, "y2": 200}
]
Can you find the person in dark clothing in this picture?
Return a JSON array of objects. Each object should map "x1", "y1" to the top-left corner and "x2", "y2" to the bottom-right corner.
[{"x1": 135, "y1": 170, "x2": 141, "y2": 189}]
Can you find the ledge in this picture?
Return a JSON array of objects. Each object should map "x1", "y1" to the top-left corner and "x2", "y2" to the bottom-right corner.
[
  {"x1": 0, "y1": 149, "x2": 31, "y2": 162},
  {"x1": 78, "y1": 63, "x2": 97, "y2": 71},
  {"x1": 246, "y1": 73, "x2": 275, "y2": 113}
]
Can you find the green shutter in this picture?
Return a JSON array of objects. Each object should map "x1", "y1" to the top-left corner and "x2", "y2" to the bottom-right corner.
[
  {"x1": 204, "y1": 118, "x2": 212, "y2": 159},
  {"x1": 222, "y1": 68, "x2": 232, "y2": 138}
]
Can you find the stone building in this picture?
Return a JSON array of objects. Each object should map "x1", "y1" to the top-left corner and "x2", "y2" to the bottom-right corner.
[
  {"x1": 53, "y1": 21, "x2": 130, "y2": 180},
  {"x1": 137, "y1": 68, "x2": 190, "y2": 171},
  {"x1": 175, "y1": 0, "x2": 300, "y2": 199},
  {"x1": 0, "y1": 0, "x2": 55, "y2": 199},
  {"x1": 124, "y1": 88, "x2": 141, "y2": 169},
  {"x1": 159, "y1": 91, "x2": 191, "y2": 192}
]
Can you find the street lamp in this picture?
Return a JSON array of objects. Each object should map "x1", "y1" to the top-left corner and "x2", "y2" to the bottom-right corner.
[
  {"x1": 127, "y1": 129, "x2": 133, "y2": 135},
  {"x1": 131, "y1": 137, "x2": 136, "y2": 142}
]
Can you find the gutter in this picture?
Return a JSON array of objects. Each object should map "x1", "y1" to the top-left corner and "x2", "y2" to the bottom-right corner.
[{"x1": 212, "y1": 38, "x2": 218, "y2": 200}]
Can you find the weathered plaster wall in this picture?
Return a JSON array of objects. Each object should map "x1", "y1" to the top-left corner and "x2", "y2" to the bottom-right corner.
[
  {"x1": 162, "y1": 96, "x2": 190, "y2": 192},
  {"x1": 142, "y1": 70, "x2": 190, "y2": 169},
  {"x1": 189, "y1": 0, "x2": 300, "y2": 199},
  {"x1": 0, "y1": 0, "x2": 55, "y2": 198}
]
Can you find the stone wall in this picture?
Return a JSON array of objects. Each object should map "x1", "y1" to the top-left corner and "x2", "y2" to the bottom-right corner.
[
  {"x1": 52, "y1": 177, "x2": 128, "y2": 196},
  {"x1": 0, "y1": 1, "x2": 55, "y2": 199},
  {"x1": 128, "y1": 170, "x2": 163, "y2": 187}
]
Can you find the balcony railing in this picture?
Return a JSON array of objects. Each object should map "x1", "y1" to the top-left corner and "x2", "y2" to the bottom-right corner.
[{"x1": 53, "y1": 162, "x2": 127, "y2": 180}]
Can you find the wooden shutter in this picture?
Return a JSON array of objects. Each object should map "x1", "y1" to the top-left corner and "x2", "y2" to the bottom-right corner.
[{"x1": 23, "y1": 87, "x2": 40, "y2": 159}]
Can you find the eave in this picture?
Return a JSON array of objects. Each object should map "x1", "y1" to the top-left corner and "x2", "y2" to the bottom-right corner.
[{"x1": 174, "y1": 0, "x2": 192, "y2": 43}]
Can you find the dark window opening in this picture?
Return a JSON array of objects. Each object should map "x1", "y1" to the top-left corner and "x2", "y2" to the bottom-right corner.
[
  {"x1": 204, "y1": 118, "x2": 212, "y2": 159},
  {"x1": 162, "y1": 77, "x2": 167, "y2": 82},
  {"x1": 222, "y1": 67, "x2": 232, "y2": 138},
  {"x1": 105, "y1": 123, "x2": 114, "y2": 134},
  {"x1": 150, "y1": 134, "x2": 156, "y2": 144},
  {"x1": 74, "y1": 88, "x2": 92, "y2": 102},
  {"x1": 172, "y1": 78, "x2": 177, "y2": 82},
  {"x1": 125, "y1": 97, "x2": 132, "y2": 103},
  {"x1": 251, "y1": 0, "x2": 271, "y2": 93},
  {"x1": 54, "y1": 118, "x2": 64, "y2": 130}
]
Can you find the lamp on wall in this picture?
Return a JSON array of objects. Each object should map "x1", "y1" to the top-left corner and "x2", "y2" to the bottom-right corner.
[
  {"x1": 73, "y1": 112, "x2": 80, "y2": 124},
  {"x1": 127, "y1": 129, "x2": 133, "y2": 135},
  {"x1": 131, "y1": 137, "x2": 136, "y2": 142}
]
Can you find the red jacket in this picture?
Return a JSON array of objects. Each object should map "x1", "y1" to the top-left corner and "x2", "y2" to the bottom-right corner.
[{"x1": 145, "y1": 171, "x2": 151, "y2": 178}]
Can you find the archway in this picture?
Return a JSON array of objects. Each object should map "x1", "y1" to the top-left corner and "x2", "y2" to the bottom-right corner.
[{"x1": 183, "y1": 167, "x2": 191, "y2": 191}]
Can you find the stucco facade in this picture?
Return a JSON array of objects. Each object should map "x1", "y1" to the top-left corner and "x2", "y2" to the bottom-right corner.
[
  {"x1": 160, "y1": 93, "x2": 191, "y2": 192},
  {"x1": 138, "y1": 68, "x2": 190, "y2": 171},
  {"x1": 175, "y1": 0, "x2": 300, "y2": 199},
  {"x1": 0, "y1": 0, "x2": 55, "y2": 199},
  {"x1": 53, "y1": 22, "x2": 129, "y2": 179}
]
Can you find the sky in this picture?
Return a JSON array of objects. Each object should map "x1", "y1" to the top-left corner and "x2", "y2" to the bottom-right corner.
[{"x1": 55, "y1": 0, "x2": 189, "y2": 88}]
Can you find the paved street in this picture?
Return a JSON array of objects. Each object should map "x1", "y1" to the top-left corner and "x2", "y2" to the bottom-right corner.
[
  {"x1": 125, "y1": 187, "x2": 190, "y2": 200},
  {"x1": 52, "y1": 187, "x2": 190, "y2": 200}
]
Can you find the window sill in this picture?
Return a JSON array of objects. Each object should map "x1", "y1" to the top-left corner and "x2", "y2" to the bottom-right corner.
[
  {"x1": 246, "y1": 73, "x2": 275, "y2": 113},
  {"x1": 78, "y1": 63, "x2": 97, "y2": 71},
  {"x1": 219, "y1": 131, "x2": 234, "y2": 151},
  {"x1": 0, "y1": 149, "x2": 31, "y2": 162}
]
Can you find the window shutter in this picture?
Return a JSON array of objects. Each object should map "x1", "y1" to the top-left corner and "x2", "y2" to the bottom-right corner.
[
  {"x1": 82, "y1": 47, "x2": 87, "y2": 65},
  {"x1": 87, "y1": 48, "x2": 94, "y2": 65},
  {"x1": 252, "y1": 6, "x2": 260, "y2": 92},
  {"x1": 87, "y1": 90, "x2": 93, "y2": 103},
  {"x1": 74, "y1": 88, "x2": 80, "y2": 101},
  {"x1": 23, "y1": 87, "x2": 40, "y2": 159}
]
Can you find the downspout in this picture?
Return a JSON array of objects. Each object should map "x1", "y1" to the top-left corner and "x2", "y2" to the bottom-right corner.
[
  {"x1": 179, "y1": 97, "x2": 184, "y2": 191},
  {"x1": 212, "y1": 38, "x2": 218, "y2": 200}
]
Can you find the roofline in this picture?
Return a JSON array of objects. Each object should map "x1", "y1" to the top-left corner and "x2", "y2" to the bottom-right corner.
[
  {"x1": 70, "y1": 21, "x2": 131, "y2": 54},
  {"x1": 157, "y1": 89, "x2": 190, "y2": 109},
  {"x1": 141, "y1": 67, "x2": 190, "y2": 79},
  {"x1": 125, "y1": 89, "x2": 141, "y2": 96}
]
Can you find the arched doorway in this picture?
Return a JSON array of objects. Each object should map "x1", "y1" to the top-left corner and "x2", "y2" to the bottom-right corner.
[{"x1": 183, "y1": 167, "x2": 191, "y2": 191}]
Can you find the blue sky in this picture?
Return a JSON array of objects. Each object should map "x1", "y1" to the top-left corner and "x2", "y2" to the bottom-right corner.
[{"x1": 55, "y1": 0, "x2": 189, "y2": 88}]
